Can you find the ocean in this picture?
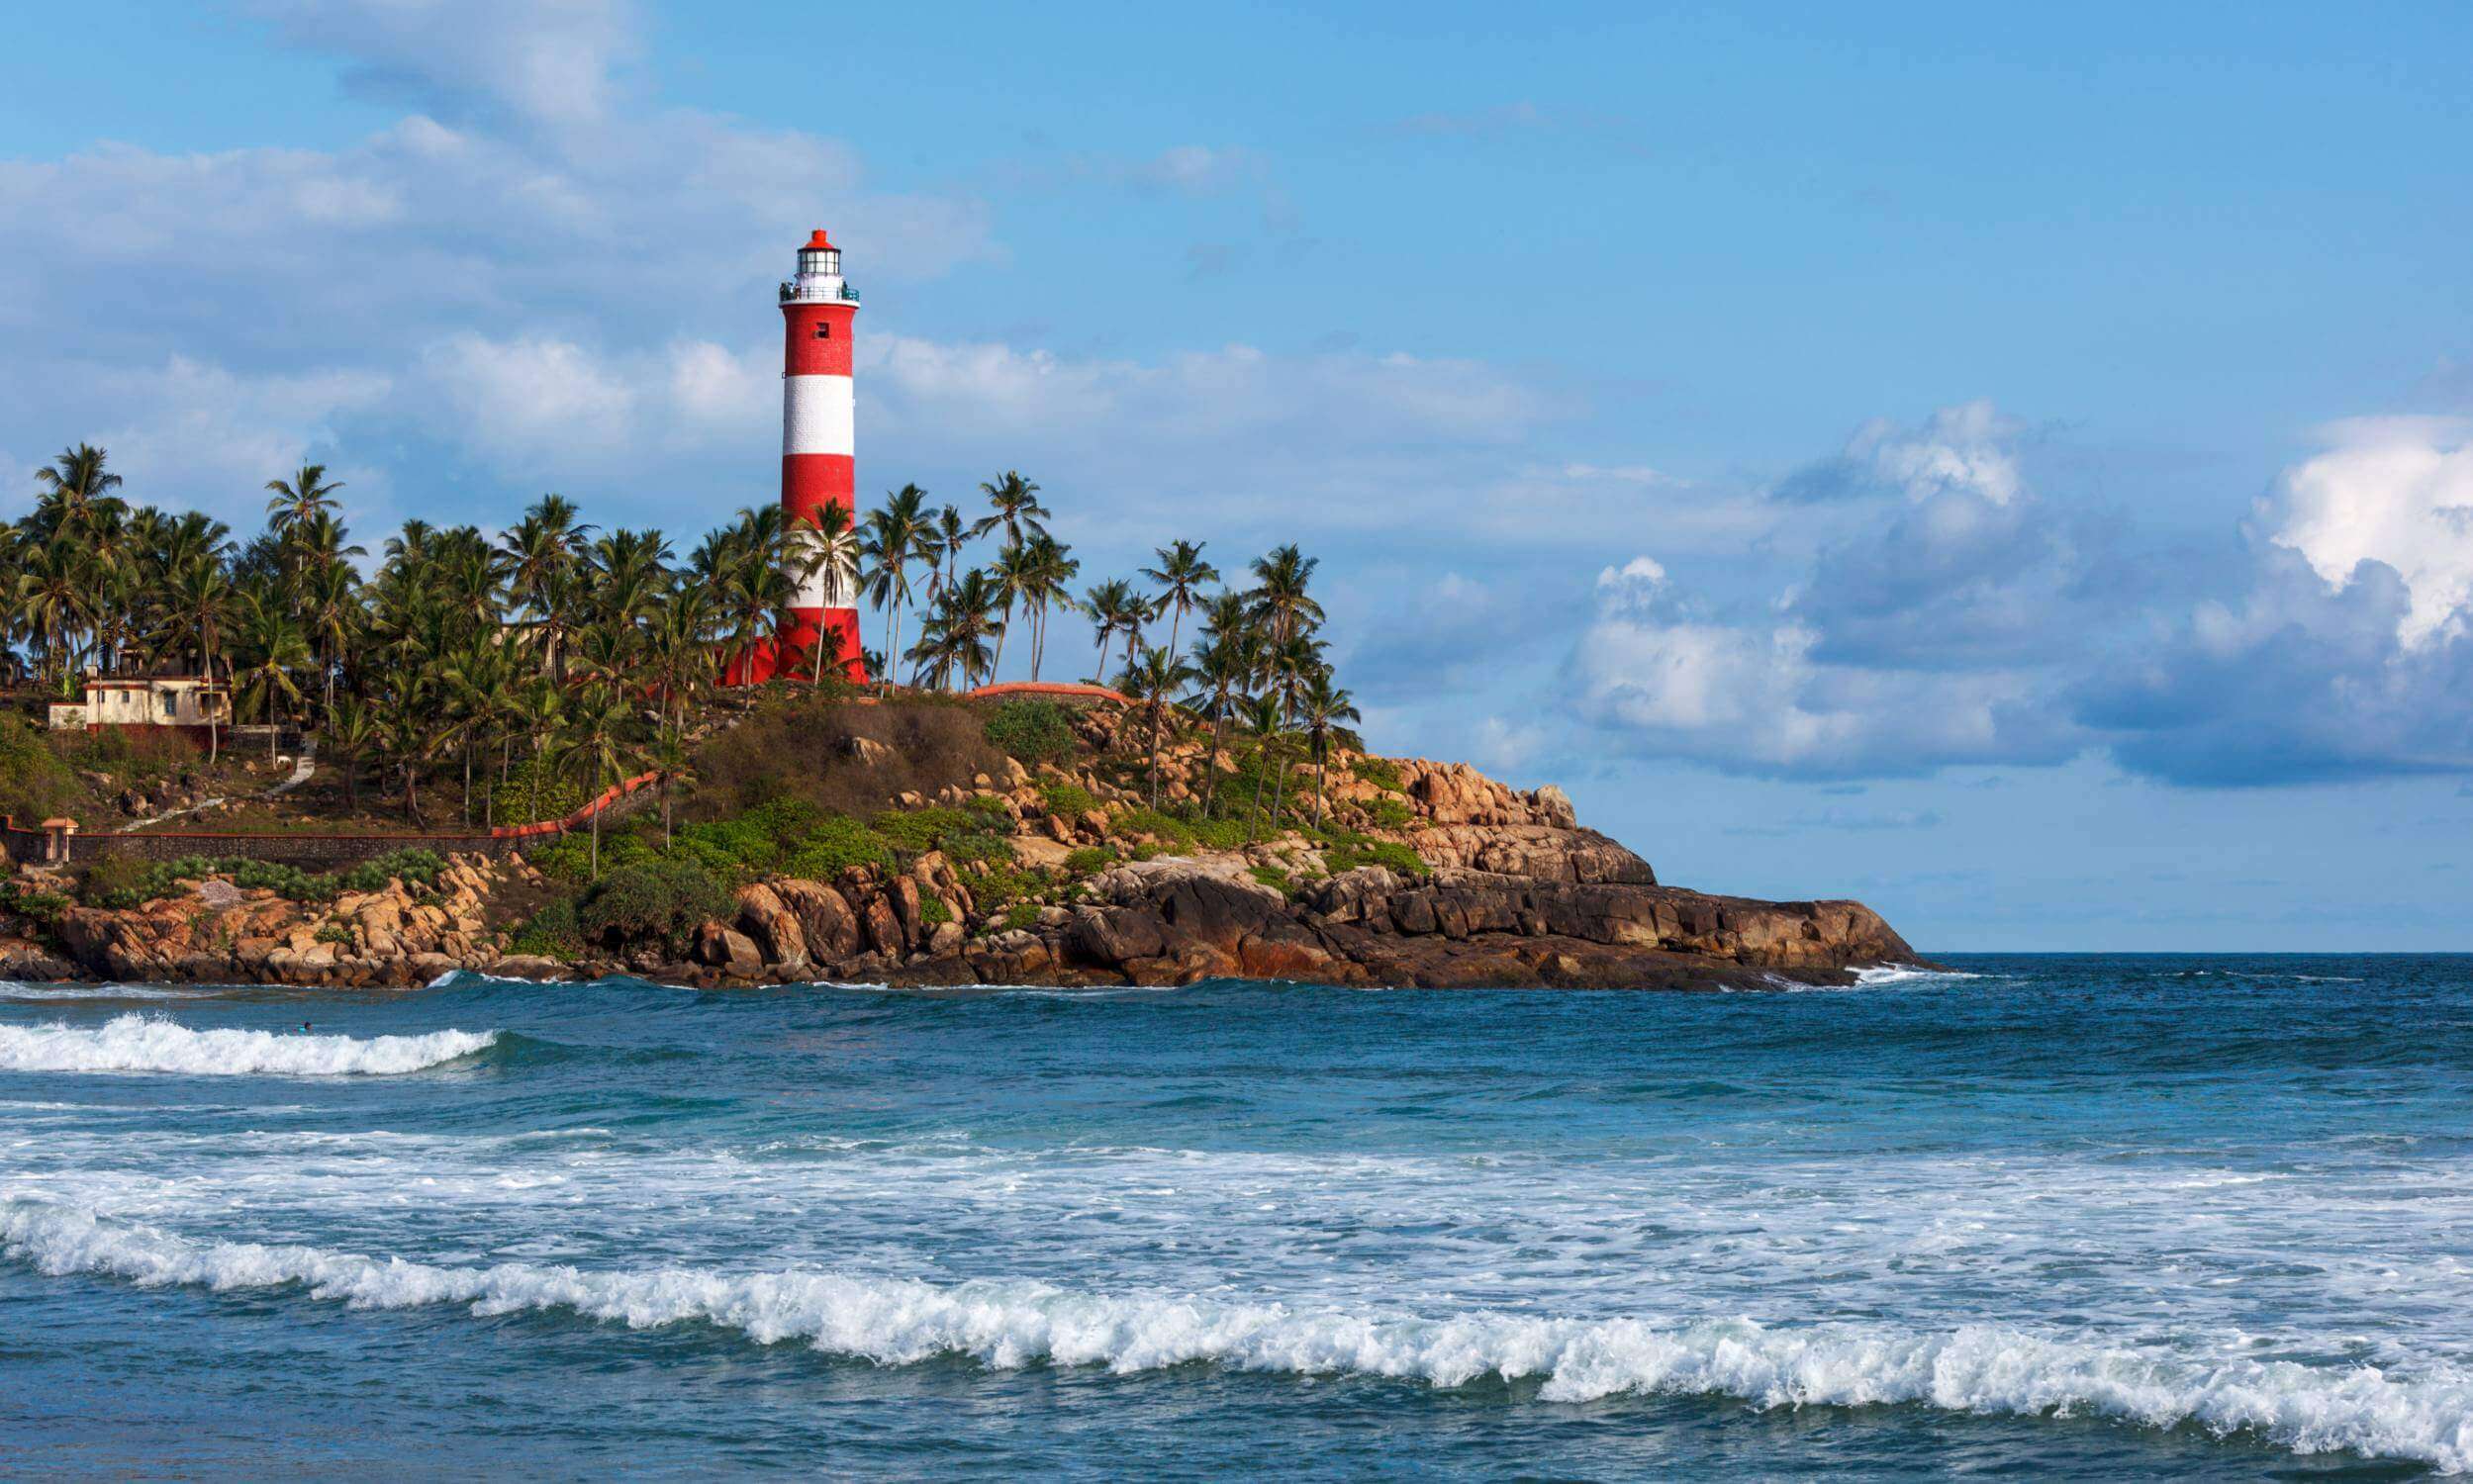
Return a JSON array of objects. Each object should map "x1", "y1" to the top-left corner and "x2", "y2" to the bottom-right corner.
[{"x1": 1, "y1": 957, "x2": 2467, "y2": 1478}]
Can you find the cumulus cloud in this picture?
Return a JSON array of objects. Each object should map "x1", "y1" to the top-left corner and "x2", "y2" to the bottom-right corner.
[
  {"x1": 2264, "y1": 416, "x2": 2473, "y2": 646},
  {"x1": 1562, "y1": 400, "x2": 2473, "y2": 788},
  {"x1": 1567, "y1": 548, "x2": 2077, "y2": 779}
]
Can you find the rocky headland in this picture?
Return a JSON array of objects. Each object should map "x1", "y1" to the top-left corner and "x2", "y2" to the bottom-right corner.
[{"x1": 0, "y1": 707, "x2": 1926, "y2": 990}]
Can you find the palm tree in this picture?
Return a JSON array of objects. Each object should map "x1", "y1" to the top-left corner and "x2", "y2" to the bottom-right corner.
[
  {"x1": 972, "y1": 470, "x2": 1050, "y2": 548},
  {"x1": 648, "y1": 731, "x2": 695, "y2": 849},
  {"x1": 166, "y1": 560, "x2": 238, "y2": 762},
  {"x1": 792, "y1": 501, "x2": 863, "y2": 685},
  {"x1": 1119, "y1": 647, "x2": 1196, "y2": 808},
  {"x1": 33, "y1": 443, "x2": 124, "y2": 533},
  {"x1": 1021, "y1": 531, "x2": 1080, "y2": 682},
  {"x1": 15, "y1": 537, "x2": 91, "y2": 688},
  {"x1": 234, "y1": 597, "x2": 312, "y2": 765},
  {"x1": 326, "y1": 695, "x2": 380, "y2": 811},
  {"x1": 987, "y1": 538, "x2": 1041, "y2": 680},
  {"x1": 1297, "y1": 672, "x2": 1362, "y2": 825},
  {"x1": 1141, "y1": 540, "x2": 1219, "y2": 660},
  {"x1": 1084, "y1": 579, "x2": 1137, "y2": 684},
  {"x1": 263, "y1": 462, "x2": 343, "y2": 538},
  {"x1": 1240, "y1": 693, "x2": 1285, "y2": 839},
  {"x1": 860, "y1": 484, "x2": 930, "y2": 693},
  {"x1": 557, "y1": 684, "x2": 640, "y2": 878},
  {"x1": 1188, "y1": 630, "x2": 1254, "y2": 820},
  {"x1": 1248, "y1": 544, "x2": 1326, "y2": 652}
]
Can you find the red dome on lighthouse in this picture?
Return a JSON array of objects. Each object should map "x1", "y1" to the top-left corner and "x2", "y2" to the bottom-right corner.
[{"x1": 804, "y1": 229, "x2": 834, "y2": 251}]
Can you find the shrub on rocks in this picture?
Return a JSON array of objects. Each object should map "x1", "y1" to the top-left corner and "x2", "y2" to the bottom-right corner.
[
  {"x1": 984, "y1": 699, "x2": 1078, "y2": 766},
  {"x1": 575, "y1": 861, "x2": 730, "y2": 953}
]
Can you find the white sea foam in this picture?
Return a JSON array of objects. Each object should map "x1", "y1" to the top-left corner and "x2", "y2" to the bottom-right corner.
[
  {"x1": 1850, "y1": 965, "x2": 1985, "y2": 987},
  {"x1": 0, "y1": 982, "x2": 218, "y2": 1002},
  {"x1": 2, "y1": 1200, "x2": 2466, "y2": 1472},
  {"x1": 0, "y1": 1015, "x2": 497, "y2": 1076}
]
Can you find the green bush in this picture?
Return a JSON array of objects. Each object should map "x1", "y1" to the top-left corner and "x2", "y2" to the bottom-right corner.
[
  {"x1": 1248, "y1": 863, "x2": 1291, "y2": 892},
  {"x1": 79, "y1": 846, "x2": 448, "y2": 910},
  {"x1": 1354, "y1": 757, "x2": 1405, "y2": 793},
  {"x1": 1323, "y1": 839, "x2": 1429, "y2": 879},
  {"x1": 1062, "y1": 845, "x2": 1118, "y2": 876},
  {"x1": 970, "y1": 862, "x2": 1051, "y2": 915},
  {"x1": 483, "y1": 756, "x2": 587, "y2": 826},
  {"x1": 1038, "y1": 781, "x2": 1096, "y2": 819},
  {"x1": 869, "y1": 805, "x2": 976, "y2": 854},
  {"x1": 525, "y1": 836, "x2": 594, "y2": 883},
  {"x1": 1367, "y1": 797, "x2": 1416, "y2": 831},
  {"x1": 779, "y1": 813, "x2": 896, "y2": 881},
  {"x1": 1115, "y1": 807, "x2": 1193, "y2": 849},
  {"x1": 508, "y1": 896, "x2": 582, "y2": 961},
  {"x1": 999, "y1": 901, "x2": 1041, "y2": 932},
  {"x1": 0, "y1": 715, "x2": 78, "y2": 823},
  {"x1": 576, "y1": 861, "x2": 731, "y2": 952},
  {"x1": 0, "y1": 876, "x2": 70, "y2": 927},
  {"x1": 918, "y1": 894, "x2": 953, "y2": 926},
  {"x1": 77, "y1": 854, "x2": 153, "y2": 905},
  {"x1": 984, "y1": 698, "x2": 1078, "y2": 765}
]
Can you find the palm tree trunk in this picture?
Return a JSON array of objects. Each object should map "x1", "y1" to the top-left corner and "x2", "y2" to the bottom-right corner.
[
  {"x1": 1202, "y1": 710, "x2": 1227, "y2": 817},
  {"x1": 1315, "y1": 751, "x2": 1329, "y2": 825},
  {"x1": 1271, "y1": 746, "x2": 1286, "y2": 835}
]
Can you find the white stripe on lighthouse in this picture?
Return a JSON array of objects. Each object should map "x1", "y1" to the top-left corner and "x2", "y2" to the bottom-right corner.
[{"x1": 782, "y1": 374, "x2": 854, "y2": 457}]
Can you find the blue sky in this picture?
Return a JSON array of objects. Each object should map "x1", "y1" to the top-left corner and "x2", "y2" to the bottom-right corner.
[{"x1": 6, "y1": 1, "x2": 2472, "y2": 949}]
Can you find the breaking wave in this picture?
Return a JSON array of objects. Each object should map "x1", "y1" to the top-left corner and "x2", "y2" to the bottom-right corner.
[
  {"x1": 3, "y1": 1199, "x2": 2464, "y2": 1472},
  {"x1": 0, "y1": 1015, "x2": 498, "y2": 1076}
]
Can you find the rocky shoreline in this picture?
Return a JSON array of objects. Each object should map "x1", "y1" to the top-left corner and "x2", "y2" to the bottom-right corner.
[{"x1": 0, "y1": 737, "x2": 1928, "y2": 991}]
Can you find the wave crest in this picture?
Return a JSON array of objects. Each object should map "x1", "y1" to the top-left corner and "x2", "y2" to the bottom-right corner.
[
  {"x1": 2, "y1": 1199, "x2": 2464, "y2": 1471},
  {"x1": 0, "y1": 1015, "x2": 497, "y2": 1076}
]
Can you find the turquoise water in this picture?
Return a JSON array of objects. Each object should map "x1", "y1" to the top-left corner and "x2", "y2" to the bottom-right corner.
[{"x1": 2, "y1": 957, "x2": 2468, "y2": 1477}]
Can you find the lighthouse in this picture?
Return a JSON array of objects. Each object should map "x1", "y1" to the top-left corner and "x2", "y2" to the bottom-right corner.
[{"x1": 775, "y1": 228, "x2": 864, "y2": 682}]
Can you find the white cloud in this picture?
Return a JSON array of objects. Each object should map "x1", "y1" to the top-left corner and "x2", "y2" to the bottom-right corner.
[
  {"x1": 2266, "y1": 415, "x2": 2473, "y2": 646},
  {"x1": 247, "y1": 0, "x2": 641, "y2": 127}
]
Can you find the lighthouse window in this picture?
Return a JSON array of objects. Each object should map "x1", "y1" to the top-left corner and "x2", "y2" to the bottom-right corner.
[{"x1": 813, "y1": 324, "x2": 831, "y2": 339}]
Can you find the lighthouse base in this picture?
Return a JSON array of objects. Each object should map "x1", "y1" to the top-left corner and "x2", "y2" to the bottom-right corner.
[{"x1": 724, "y1": 608, "x2": 867, "y2": 687}]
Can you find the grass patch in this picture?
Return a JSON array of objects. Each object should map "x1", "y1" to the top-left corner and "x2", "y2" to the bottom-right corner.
[
  {"x1": 1248, "y1": 863, "x2": 1291, "y2": 892},
  {"x1": 1366, "y1": 797, "x2": 1415, "y2": 831},
  {"x1": 1353, "y1": 756, "x2": 1405, "y2": 793}
]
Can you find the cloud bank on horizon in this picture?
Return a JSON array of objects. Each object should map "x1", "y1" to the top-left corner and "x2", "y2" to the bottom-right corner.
[{"x1": 5, "y1": 0, "x2": 2471, "y2": 798}]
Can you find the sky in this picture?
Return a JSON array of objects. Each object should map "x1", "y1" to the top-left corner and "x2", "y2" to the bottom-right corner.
[{"x1": 4, "y1": 1, "x2": 2472, "y2": 950}]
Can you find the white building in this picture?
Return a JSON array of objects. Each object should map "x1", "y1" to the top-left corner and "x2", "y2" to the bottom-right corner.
[{"x1": 48, "y1": 677, "x2": 233, "y2": 732}]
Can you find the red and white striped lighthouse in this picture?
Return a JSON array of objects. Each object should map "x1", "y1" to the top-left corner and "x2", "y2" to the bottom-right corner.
[{"x1": 774, "y1": 228, "x2": 864, "y2": 682}]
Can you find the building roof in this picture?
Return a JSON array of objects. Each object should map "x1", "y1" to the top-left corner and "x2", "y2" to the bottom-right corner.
[{"x1": 804, "y1": 229, "x2": 835, "y2": 251}]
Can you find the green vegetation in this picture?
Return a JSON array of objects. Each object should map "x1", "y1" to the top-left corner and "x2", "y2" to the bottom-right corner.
[
  {"x1": 0, "y1": 876, "x2": 70, "y2": 928},
  {"x1": 507, "y1": 897, "x2": 582, "y2": 961},
  {"x1": 75, "y1": 847, "x2": 448, "y2": 910},
  {"x1": 917, "y1": 894, "x2": 953, "y2": 927},
  {"x1": 574, "y1": 861, "x2": 730, "y2": 953},
  {"x1": 1366, "y1": 797, "x2": 1415, "y2": 831},
  {"x1": 1038, "y1": 780, "x2": 1097, "y2": 819},
  {"x1": 1062, "y1": 844, "x2": 1117, "y2": 876},
  {"x1": 1354, "y1": 757, "x2": 1404, "y2": 793},
  {"x1": 1248, "y1": 863, "x2": 1291, "y2": 892},
  {"x1": 0, "y1": 715, "x2": 78, "y2": 823},
  {"x1": 999, "y1": 901, "x2": 1041, "y2": 933},
  {"x1": 984, "y1": 698, "x2": 1077, "y2": 765}
]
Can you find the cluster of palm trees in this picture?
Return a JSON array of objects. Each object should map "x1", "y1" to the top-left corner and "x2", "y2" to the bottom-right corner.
[
  {"x1": 6, "y1": 444, "x2": 1363, "y2": 843},
  {"x1": 850, "y1": 471, "x2": 1361, "y2": 824}
]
